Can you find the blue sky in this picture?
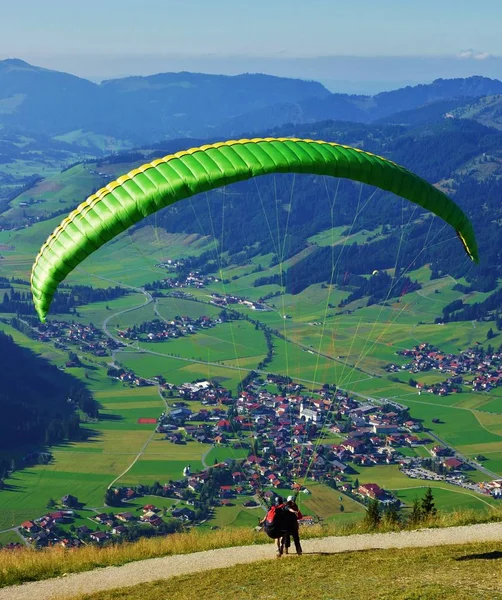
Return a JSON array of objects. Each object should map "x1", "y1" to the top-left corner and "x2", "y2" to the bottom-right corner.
[{"x1": 2, "y1": 0, "x2": 502, "y2": 90}]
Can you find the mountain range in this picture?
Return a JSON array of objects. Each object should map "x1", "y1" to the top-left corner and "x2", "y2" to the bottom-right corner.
[{"x1": 3, "y1": 59, "x2": 502, "y2": 150}]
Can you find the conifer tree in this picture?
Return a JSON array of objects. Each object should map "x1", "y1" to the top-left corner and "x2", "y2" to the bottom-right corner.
[
  {"x1": 421, "y1": 487, "x2": 437, "y2": 518},
  {"x1": 409, "y1": 498, "x2": 423, "y2": 526},
  {"x1": 364, "y1": 498, "x2": 381, "y2": 529}
]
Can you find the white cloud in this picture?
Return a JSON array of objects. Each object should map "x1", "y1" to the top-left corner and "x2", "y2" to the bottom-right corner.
[{"x1": 458, "y1": 49, "x2": 493, "y2": 60}]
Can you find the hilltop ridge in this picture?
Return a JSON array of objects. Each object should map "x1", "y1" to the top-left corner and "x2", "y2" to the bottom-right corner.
[{"x1": 1, "y1": 522, "x2": 501, "y2": 600}]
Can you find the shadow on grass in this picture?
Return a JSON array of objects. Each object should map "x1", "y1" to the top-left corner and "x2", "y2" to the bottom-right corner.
[
  {"x1": 98, "y1": 413, "x2": 124, "y2": 421},
  {"x1": 456, "y1": 551, "x2": 502, "y2": 561},
  {"x1": 294, "y1": 548, "x2": 380, "y2": 557},
  {"x1": 1, "y1": 481, "x2": 24, "y2": 492}
]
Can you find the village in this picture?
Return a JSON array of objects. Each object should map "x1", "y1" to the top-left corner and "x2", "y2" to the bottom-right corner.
[
  {"x1": 7, "y1": 368, "x2": 502, "y2": 550},
  {"x1": 36, "y1": 320, "x2": 120, "y2": 359},
  {"x1": 386, "y1": 342, "x2": 502, "y2": 395},
  {"x1": 147, "y1": 266, "x2": 218, "y2": 290},
  {"x1": 116, "y1": 314, "x2": 222, "y2": 343}
]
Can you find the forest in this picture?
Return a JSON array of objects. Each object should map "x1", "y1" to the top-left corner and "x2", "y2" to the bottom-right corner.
[{"x1": 0, "y1": 331, "x2": 99, "y2": 468}]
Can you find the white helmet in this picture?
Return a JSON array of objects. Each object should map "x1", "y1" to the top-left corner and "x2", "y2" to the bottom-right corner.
[{"x1": 287, "y1": 495, "x2": 295, "y2": 502}]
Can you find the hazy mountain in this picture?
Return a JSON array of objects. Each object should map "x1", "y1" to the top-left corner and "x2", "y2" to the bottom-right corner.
[
  {"x1": 0, "y1": 59, "x2": 330, "y2": 145},
  {"x1": 2, "y1": 59, "x2": 502, "y2": 147},
  {"x1": 450, "y1": 94, "x2": 502, "y2": 130},
  {"x1": 230, "y1": 76, "x2": 502, "y2": 133}
]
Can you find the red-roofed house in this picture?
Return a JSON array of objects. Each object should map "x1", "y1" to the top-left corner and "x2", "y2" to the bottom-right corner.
[
  {"x1": 21, "y1": 521, "x2": 38, "y2": 533},
  {"x1": 443, "y1": 457, "x2": 464, "y2": 470},
  {"x1": 359, "y1": 483, "x2": 384, "y2": 499}
]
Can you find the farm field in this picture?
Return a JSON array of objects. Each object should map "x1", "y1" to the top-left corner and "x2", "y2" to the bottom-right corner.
[
  {"x1": 118, "y1": 352, "x2": 246, "y2": 392},
  {"x1": 299, "y1": 482, "x2": 366, "y2": 522},
  {"x1": 137, "y1": 321, "x2": 267, "y2": 366},
  {"x1": 393, "y1": 486, "x2": 495, "y2": 512}
]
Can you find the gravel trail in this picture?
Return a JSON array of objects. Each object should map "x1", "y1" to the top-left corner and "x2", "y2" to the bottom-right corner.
[{"x1": 2, "y1": 522, "x2": 501, "y2": 600}]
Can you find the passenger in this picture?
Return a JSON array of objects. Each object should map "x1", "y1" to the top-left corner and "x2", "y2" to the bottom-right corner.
[
  {"x1": 283, "y1": 495, "x2": 303, "y2": 555},
  {"x1": 259, "y1": 495, "x2": 291, "y2": 556}
]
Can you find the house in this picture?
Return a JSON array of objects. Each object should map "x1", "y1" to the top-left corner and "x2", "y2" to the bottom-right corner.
[
  {"x1": 116, "y1": 512, "x2": 134, "y2": 522},
  {"x1": 172, "y1": 507, "x2": 195, "y2": 521},
  {"x1": 95, "y1": 513, "x2": 109, "y2": 524},
  {"x1": 141, "y1": 510, "x2": 157, "y2": 521},
  {"x1": 77, "y1": 526, "x2": 91, "y2": 536},
  {"x1": 21, "y1": 521, "x2": 38, "y2": 533},
  {"x1": 341, "y1": 439, "x2": 365, "y2": 454},
  {"x1": 431, "y1": 446, "x2": 450, "y2": 458},
  {"x1": 61, "y1": 494, "x2": 79, "y2": 507},
  {"x1": 90, "y1": 532, "x2": 108, "y2": 543},
  {"x1": 31, "y1": 532, "x2": 48, "y2": 546},
  {"x1": 48, "y1": 511, "x2": 66, "y2": 523},
  {"x1": 124, "y1": 488, "x2": 136, "y2": 500},
  {"x1": 443, "y1": 457, "x2": 464, "y2": 470},
  {"x1": 358, "y1": 483, "x2": 385, "y2": 499},
  {"x1": 112, "y1": 525, "x2": 127, "y2": 535}
]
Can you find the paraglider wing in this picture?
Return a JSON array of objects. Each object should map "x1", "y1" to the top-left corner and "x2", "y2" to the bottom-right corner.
[{"x1": 31, "y1": 137, "x2": 478, "y2": 321}]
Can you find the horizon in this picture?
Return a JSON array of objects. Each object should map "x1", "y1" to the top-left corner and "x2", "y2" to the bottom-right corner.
[
  {"x1": 2, "y1": 0, "x2": 502, "y2": 93},
  {"x1": 2, "y1": 54, "x2": 501, "y2": 96}
]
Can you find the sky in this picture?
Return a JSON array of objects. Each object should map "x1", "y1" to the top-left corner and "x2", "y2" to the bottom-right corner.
[{"x1": 2, "y1": 0, "x2": 502, "y2": 92}]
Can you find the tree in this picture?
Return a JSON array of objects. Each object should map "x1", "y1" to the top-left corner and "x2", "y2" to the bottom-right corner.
[
  {"x1": 364, "y1": 499, "x2": 381, "y2": 529},
  {"x1": 487, "y1": 327, "x2": 495, "y2": 340},
  {"x1": 46, "y1": 498, "x2": 56, "y2": 509},
  {"x1": 421, "y1": 487, "x2": 437, "y2": 518},
  {"x1": 409, "y1": 498, "x2": 423, "y2": 526},
  {"x1": 382, "y1": 504, "x2": 400, "y2": 527}
]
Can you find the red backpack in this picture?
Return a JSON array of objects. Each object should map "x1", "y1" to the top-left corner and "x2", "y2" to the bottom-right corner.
[{"x1": 265, "y1": 503, "x2": 283, "y2": 527}]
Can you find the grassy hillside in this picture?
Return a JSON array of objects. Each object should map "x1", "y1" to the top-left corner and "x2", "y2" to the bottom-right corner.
[
  {"x1": 0, "y1": 508, "x2": 501, "y2": 589},
  {"x1": 74, "y1": 541, "x2": 502, "y2": 600}
]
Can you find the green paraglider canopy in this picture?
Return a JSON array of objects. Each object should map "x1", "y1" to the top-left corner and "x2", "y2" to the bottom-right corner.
[{"x1": 31, "y1": 137, "x2": 478, "y2": 321}]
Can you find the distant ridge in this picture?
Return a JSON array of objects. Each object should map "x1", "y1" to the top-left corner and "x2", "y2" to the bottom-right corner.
[{"x1": 1, "y1": 59, "x2": 502, "y2": 146}]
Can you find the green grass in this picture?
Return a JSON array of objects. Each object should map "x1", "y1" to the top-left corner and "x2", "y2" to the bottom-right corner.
[
  {"x1": 393, "y1": 486, "x2": 495, "y2": 512},
  {"x1": 308, "y1": 224, "x2": 384, "y2": 247},
  {"x1": 136, "y1": 321, "x2": 267, "y2": 365},
  {"x1": 300, "y1": 482, "x2": 365, "y2": 522},
  {"x1": 203, "y1": 446, "x2": 249, "y2": 465},
  {"x1": 118, "y1": 459, "x2": 204, "y2": 486},
  {"x1": 74, "y1": 541, "x2": 502, "y2": 600},
  {"x1": 0, "y1": 530, "x2": 24, "y2": 547},
  {"x1": 0, "y1": 506, "x2": 501, "y2": 590},
  {"x1": 118, "y1": 353, "x2": 245, "y2": 393}
]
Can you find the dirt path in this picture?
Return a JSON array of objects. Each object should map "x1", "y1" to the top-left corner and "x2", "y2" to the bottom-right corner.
[{"x1": 2, "y1": 522, "x2": 501, "y2": 600}]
